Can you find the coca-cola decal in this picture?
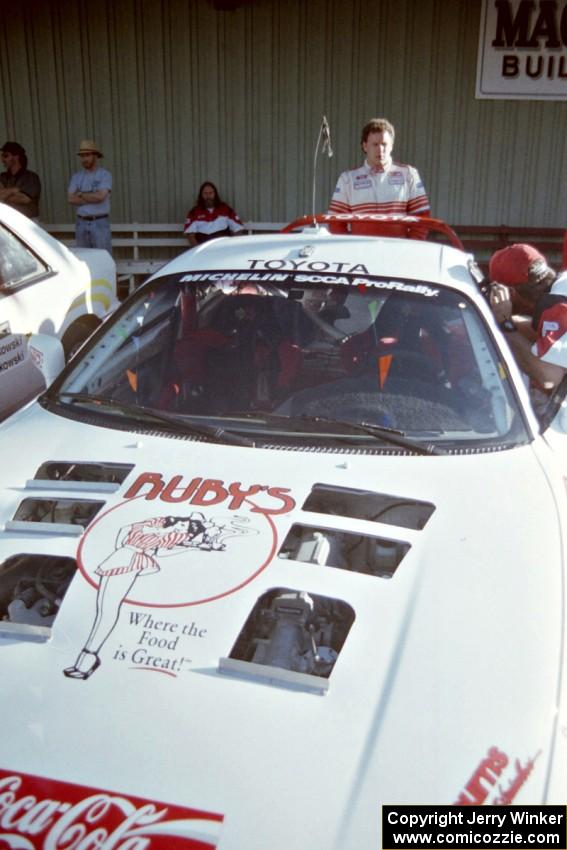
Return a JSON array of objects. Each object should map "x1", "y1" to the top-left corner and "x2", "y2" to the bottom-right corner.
[
  {"x1": 64, "y1": 473, "x2": 296, "y2": 680},
  {"x1": 0, "y1": 769, "x2": 223, "y2": 849}
]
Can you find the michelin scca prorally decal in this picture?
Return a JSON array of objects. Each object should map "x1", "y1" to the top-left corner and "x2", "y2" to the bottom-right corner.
[{"x1": 64, "y1": 472, "x2": 296, "y2": 680}]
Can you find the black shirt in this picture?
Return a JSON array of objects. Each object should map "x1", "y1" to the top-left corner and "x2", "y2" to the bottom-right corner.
[{"x1": 0, "y1": 168, "x2": 41, "y2": 218}]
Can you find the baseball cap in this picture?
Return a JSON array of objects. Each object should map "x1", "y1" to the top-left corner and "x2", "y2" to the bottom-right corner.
[
  {"x1": 1, "y1": 141, "x2": 26, "y2": 157},
  {"x1": 489, "y1": 243, "x2": 552, "y2": 287}
]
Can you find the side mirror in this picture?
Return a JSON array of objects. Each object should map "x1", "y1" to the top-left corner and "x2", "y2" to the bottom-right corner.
[{"x1": 28, "y1": 334, "x2": 66, "y2": 386}]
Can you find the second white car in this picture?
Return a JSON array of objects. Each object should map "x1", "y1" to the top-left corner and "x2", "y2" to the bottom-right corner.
[{"x1": 0, "y1": 203, "x2": 117, "y2": 420}]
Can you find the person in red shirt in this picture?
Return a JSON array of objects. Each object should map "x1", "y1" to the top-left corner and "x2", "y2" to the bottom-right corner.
[
  {"x1": 488, "y1": 243, "x2": 567, "y2": 393},
  {"x1": 184, "y1": 181, "x2": 244, "y2": 247}
]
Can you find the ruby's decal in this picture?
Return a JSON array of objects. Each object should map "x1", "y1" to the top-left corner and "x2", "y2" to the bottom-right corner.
[
  {"x1": 124, "y1": 473, "x2": 295, "y2": 515},
  {"x1": 0, "y1": 769, "x2": 223, "y2": 849},
  {"x1": 454, "y1": 746, "x2": 541, "y2": 805},
  {"x1": 67, "y1": 483, "x2": 286, "y2": 679}
]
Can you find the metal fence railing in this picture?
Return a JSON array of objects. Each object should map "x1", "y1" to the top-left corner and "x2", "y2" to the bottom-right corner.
[{"x1": 44, "y1": 221, "x2": 566, "y2": 297}]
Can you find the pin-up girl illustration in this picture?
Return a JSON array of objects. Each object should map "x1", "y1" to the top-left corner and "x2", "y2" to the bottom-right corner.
[{"x1": 64, "y1": 512, "x2": 244, "y2": 680}]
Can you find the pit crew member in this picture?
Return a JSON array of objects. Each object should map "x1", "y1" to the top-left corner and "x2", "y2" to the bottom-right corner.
[{"x1": 488, "y1": 243, "x2": 567, "y2": 393}]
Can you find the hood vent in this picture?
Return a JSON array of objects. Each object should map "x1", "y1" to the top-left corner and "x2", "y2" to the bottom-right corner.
[
  {"x1": 277, "y1": 486, "x2": 435, "y2": 579},
  {"x1": 27, "y1": 461, "x2": 134, "y2": 493},
  {"x1": 0, "y1": 553, "x2": 77, "y2": 639},
  {"x1": 279, "y1": 523, "x2": 409, "y2": 578},
  {"x1": 6, "y1": 497, "x2": 105, "y2": 536},
  {"x1": 302, "y1": 484, "x2": 435, "y2": 530},
  {"x1": 219, "y1": 587, "x2": 355, "y2": 693}
]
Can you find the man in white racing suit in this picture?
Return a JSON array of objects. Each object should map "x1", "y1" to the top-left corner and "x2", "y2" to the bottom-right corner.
[{"x1": 328, "y1": 117, "x2": 430, "y2": 218}]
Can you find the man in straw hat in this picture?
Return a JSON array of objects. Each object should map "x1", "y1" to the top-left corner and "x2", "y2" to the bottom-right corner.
[
  {"x1": 488, "y1": 243, "x2": 567, "y2": 394},
  {"x1": 68, "y1": 139, "x2": 112, "y2": 254}
]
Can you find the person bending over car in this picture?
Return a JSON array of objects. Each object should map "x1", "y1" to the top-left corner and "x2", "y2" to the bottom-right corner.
[
  {"x1": 184, "y1": 181, "x2": 245, "y2": 247},
  {"x1": 488, "y1": 243, "x2": 567, "y2": 397}
]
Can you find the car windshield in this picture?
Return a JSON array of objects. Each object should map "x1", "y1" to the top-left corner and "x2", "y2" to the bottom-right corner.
[{"x1": 52, "y1": 271, "x2": 529, "y2": 450}]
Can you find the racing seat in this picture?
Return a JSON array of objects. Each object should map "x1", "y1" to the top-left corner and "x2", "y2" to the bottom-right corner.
[{"x1": 162, "y1": 294, "x2": 313, "y2": 413}]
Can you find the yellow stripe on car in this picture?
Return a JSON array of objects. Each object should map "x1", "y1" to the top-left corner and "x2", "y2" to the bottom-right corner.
[{"x1": 69, "y1": 280, "x2": 114, "y2": 314}]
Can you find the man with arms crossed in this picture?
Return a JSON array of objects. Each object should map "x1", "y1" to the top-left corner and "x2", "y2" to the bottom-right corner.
[
  {"x1": 68, "y1": 139, "x2": 112, "y2": 254},
  {"x1": 0, "y1": 141, "x2": 41, "y2": 220}
]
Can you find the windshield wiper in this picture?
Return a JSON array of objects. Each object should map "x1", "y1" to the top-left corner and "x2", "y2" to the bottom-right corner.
[
  {"x1": 54, "y1": 393, "x2": 256, "y2": 447},
  {"x1": 297, "y1": 415, "x2": 442, "y2": 455},
  {"x1": 226, "y1": 411, "x2": 441, "y2": 454}
]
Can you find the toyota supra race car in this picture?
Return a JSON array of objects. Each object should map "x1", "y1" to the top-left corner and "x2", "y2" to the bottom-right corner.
[{"x1": 0, "y1": 215, "x2": 566, "y2": 850}]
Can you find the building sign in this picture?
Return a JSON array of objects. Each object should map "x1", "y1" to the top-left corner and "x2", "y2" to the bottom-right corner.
[{"x1": 477, "y1": 0, "x2": 567, "y2": 99}]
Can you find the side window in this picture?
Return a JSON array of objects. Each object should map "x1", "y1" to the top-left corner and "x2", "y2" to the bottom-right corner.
[{"x1": 0, "y1": 223, "x2": 48, "y2": 290}]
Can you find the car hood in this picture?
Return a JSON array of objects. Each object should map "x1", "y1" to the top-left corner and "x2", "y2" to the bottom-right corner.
[{"x1": 0, "y1": 405, "x2": 565, "y2": 850}]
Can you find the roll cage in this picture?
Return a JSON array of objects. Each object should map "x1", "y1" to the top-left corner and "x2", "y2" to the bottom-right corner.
[{"x1": 281, "y1": 214, "x2": 464, "y2": 250}]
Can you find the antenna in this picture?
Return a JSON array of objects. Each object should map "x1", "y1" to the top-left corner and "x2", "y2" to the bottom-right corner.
[{"x1": 312, "y1": 115, "x2": 334, "y2": 224}]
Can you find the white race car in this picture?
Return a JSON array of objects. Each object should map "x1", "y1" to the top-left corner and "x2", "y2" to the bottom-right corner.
[
  {"x1": 0, "y1": 215, "x2": 565, "y2": 850},
  {"x1": 0, "y1": 203, "x2": 117, "y2": 420}
]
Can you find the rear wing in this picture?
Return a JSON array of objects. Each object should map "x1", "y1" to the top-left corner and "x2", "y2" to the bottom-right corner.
[{"x1": 282, "y1": 214, "x2": 464, "y2": 250}]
